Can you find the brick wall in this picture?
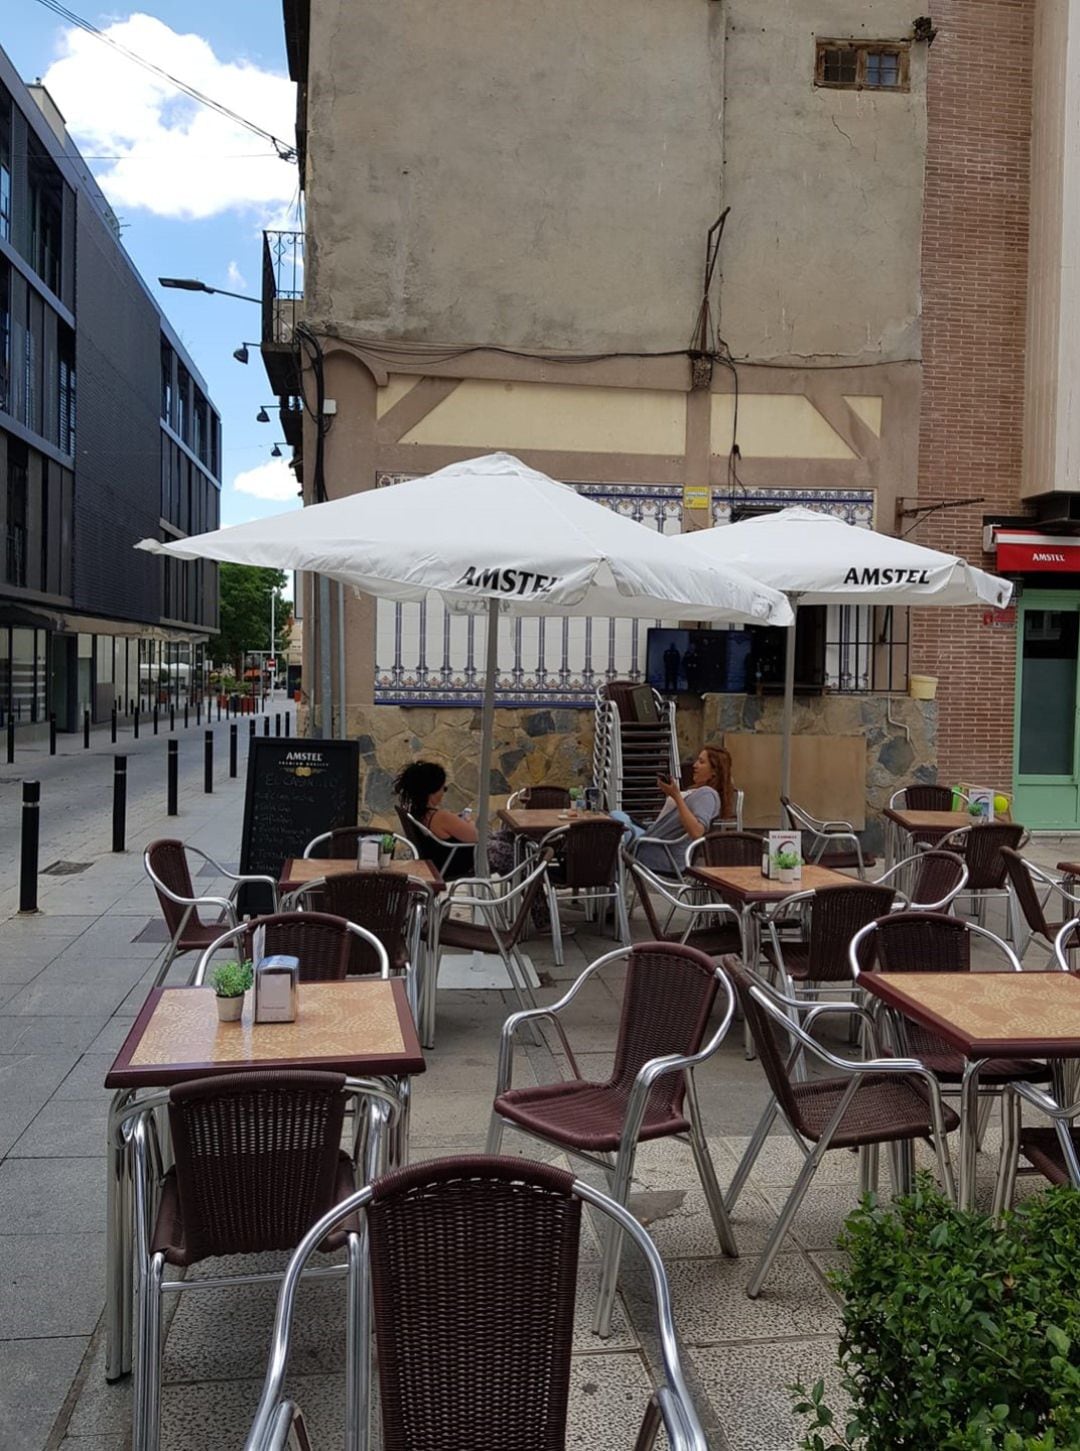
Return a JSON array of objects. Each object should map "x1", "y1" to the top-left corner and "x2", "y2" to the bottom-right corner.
[{"x1": 911, "y1": 0, "x2": 1034, "y2": 787}]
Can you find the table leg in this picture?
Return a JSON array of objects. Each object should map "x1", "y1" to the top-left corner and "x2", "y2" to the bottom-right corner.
[
  {"x1": 106, "y1": 1089, "x2": 136, "y2": 1381},
  {"x1": 957, "y1": 1060, "x2": 986, "y2": 1210},
  {"x1": 741, "y1": 906, "x2": 759, "y2": 1061}
]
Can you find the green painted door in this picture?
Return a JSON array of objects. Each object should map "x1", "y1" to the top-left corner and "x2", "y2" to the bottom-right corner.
[{"x1": 1013, "y1": 593, "x2": 1080, "y2": 828}]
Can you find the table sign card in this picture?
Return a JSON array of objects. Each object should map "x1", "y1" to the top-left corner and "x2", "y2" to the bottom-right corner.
[
  {"x1": 358, "y1": 837, "x2": 380, "y2": 868},
  {"x1": 967, "y1": 788, "x2": 995, "y2": 822},
  {"x1": 762, "y1": 829, "x2": 802, "y2": 880}
]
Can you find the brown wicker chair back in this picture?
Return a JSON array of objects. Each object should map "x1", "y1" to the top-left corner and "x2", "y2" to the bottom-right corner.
[
  {"x1": 910, "y1": 850, "x2": 967, "y2": 909},
  {"x1": 865, "y1": 910, "x2": 972, "y2": 974},
  {"x1": 1001, "y1": 847, "x2": 1051, "y2": 942},
  {"x1": 804, "y1": 883, "x2": 896, "y2": 982},
  {"x1": 606, "y1": 942, "x2": 718, "y2": 1120},
  {"x1": 720, "y1": 956, "x2": 813, "y2": 1134},
  {"x1": 523, "y1": 785, "x2": 572, "y2": 810},
  {"x1": 958, "y1": 822, "x2": 1025, "y2": 891},
  {"x1": 306, "y1": 826, "x2": 370, "y2": 859},
  {"x1": 321, "y1": 871, "x2": 414, "y2": 975},
  {"x1": 242, "y1": 911, "x2": 355, "y2": 981},
  {"x1": 697, "y1": 830, "x2": 764, "y2": 867},
  {"x1": 901, "y1": 784, "x2": 954, "y2": 812},
  {"x1": 146, "y1": 838, "x2": 202, "y2": 934},
  {"x1": 368, "y1": 1155, "x2": 581, "y2": 1451},
  {"x1": 161, "y1": 1071, "x2": 348, "y2": 1265},
  {"x1": 559, "y1": 819, "x2": 624, "y2": 890},
  {"x1": 395, "y1": 806, "x2": 425, "y2": 856},
  {"x1": 624, "y1": 859, "x2": 667, "y2": 940}
]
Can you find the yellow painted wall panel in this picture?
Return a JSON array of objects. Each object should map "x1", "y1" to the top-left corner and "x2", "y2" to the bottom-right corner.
[
  {"x1": 843, "y1": 396, "x2": 883, "y2": 436},
  {"x1": 710, "y1": 394, "x2": 856, "y2": 459},
  {"x1": 376, "y1": 375, "x2": 419, "y2": 418},
  {"x1": 400, "y1": 380, "x2": 686, "y2": 454}
]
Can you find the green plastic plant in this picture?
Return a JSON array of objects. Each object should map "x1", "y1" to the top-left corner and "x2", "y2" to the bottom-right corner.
[
  {"x1": 792, "y1": 1176, "x2": 1080, "y2": 1450},
  {"x1": 773, "y1": 848, "x2": 802, "y2": 871},
  {"x1": 569, "y1": 787, "x2": 584, "y2": 804},
  {"x1": 380, "y1": 832, "x2": 397, "y2": 855},
  {"x1": 208, "y1": 960, "x2": 253, "y2": 999}
]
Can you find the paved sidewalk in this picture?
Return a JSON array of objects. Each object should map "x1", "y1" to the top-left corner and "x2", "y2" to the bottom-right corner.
[{"x1": 1, "y1": 765, "x2": 1076, "y2": 1449}]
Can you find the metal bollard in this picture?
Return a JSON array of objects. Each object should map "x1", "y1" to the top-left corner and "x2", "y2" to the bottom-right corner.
[
  {"x1": 133, "y1": 708, "x2": 140, "y2": 740},
  {"x1": 170, "y1": 705, "x2": 175, "y2": 732},
  {"x1": 229, "y1": 723, "x2": 238, "y2": 778},
  {"x1": 285, "y1": 711, "x2": 290, "y2": 735},
  {"x1": 112, "y1": 757, "x2": 127, "y2": 853},
  {"x1": 6, "y1": 715, "x2": 14, "y2": 764},
  {"x1": 49, "y1": 714, "x2": 57, "y2": 756},
  {"x1": 249, "y1": 718, "x2": 256, "y2": 740},
  {"x1": 204, "y1": 730, "x2": 213, "y2": 794},
  {"x1": 217, "y1": 698, "x2": 221, "y2": 722},
  {"x1": 275, "y1": 713, "x2": 281, "y2": 737},
  {"x1": 184, "y1": 703, "x2": 189, "y2": 729},
  {"x1": 110, "y1": 707, "x2": 117, "y2": 744},
  {"x1": 153, "y1": 706, "x2": 159, "y2": 736},
  {"x1": 167, "y1": 739, "x2": 178, "y2": 816},
  {"x1": 196, "y1": 698, "x2": 202, "y2": 725},
  {"x1": 19, "y1": 781, "x2": 40, "y2": 912},
  {"x1": 263, "y1": 715, "x2": 270, "y2": 737},
  {"x1": 83, "y1": 709, "x2": 90, "y2": 749}
]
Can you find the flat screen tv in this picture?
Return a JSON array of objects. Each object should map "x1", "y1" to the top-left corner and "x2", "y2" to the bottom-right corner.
[{"x1": 646, "y1": 615, "x2": 825, "y2": 696}]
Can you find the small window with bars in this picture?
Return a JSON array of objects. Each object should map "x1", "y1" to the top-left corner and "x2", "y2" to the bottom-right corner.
[{"x1": 815, "y1": 41, "x2": 909, "y2": 91}]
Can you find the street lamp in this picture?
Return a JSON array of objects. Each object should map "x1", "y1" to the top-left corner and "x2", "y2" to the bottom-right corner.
[{"x1": 159, "y1": 277, "x2": 260, "y2": 304}]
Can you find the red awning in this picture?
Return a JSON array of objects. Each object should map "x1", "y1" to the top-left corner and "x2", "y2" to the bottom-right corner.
[{"x1": 994, "y1": 530, "x2": 1080, "y2": 572}]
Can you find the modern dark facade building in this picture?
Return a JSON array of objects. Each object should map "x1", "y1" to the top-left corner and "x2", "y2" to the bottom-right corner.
[{"x1": 0, "y1": 50, "x2": 219, "y2": 733}]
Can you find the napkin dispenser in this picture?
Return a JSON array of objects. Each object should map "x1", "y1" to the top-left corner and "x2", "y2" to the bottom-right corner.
[
  {"x1": 358, "y1": 837, "x2": 380, "y2": 869},
  {"x1": 254, "y1": 955, "x2": 299, "y2": 1023}
]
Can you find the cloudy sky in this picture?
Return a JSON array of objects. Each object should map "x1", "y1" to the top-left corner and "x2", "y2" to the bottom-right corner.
[{"x1": 3, "y1": 3, "x2": 302, "y2": 527}]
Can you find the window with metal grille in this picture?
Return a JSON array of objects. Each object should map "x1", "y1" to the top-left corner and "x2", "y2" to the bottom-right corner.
[
  {"x1": 815, "y1": 41, "x2": 909, "y2": 91},
  {"x1": 825, "y1": 603, "x2": 909, "y2": 692}
]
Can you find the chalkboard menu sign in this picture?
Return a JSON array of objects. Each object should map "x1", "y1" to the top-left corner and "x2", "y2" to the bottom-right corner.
[{"x1": 239, "y1": 737, "x2": 360, "y2": 915}]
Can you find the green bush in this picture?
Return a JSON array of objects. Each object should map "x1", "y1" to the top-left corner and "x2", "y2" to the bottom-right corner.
[
  {"x1": 208, "y1": 960, "x2": 253, "y2": 998},
  {"x1": 793, "y1": 1176, "x2": 1080, "y2": 1450}
]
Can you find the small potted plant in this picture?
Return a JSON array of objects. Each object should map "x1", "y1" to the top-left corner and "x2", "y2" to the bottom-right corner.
[
  {"x1": 208, "y1": 960, "x2": 253, "y2": 1021},
  {"x1": 772, "y1": 847, "x2": 801, "y2": 885},
  {"x1": 568, "y1": 787, "x2": 583, "y2": 818},
  {"x1": 379, "y1": 832, "x2": 396, "y2": 868}
]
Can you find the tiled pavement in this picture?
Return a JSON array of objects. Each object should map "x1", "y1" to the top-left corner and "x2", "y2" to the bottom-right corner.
[{"x1": 0, "y1": 758, "x2": 1076, "y2": 1450}]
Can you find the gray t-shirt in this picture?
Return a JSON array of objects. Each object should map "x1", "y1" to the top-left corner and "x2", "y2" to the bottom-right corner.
[{"x1": 637, "y1": 786, "x2": 720, "y2": 874}]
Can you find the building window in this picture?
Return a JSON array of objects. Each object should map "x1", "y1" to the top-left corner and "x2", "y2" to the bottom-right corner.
[
  {"x1": 0, "y1": 85, "x2": 11, "y2": 242},
  {"x1": 27, "y1": 141, "x2": 63, "y2": 295},
  {"x1": 815, "y1": 41, "x2": 909, "y2": 91},
  {"x1": 0, "y1": 260, "x2": 9, "y2": 414},
  {"x1": 6, "y1": 438, "x2": 28, "y2": 587},
  {"x1": 176, "y1": 363, "x2": 190, "y2": 444},
  {"x1": 58, "y1": 325, "x2": 75, "y2": 455},
  {"x1": 160, "y1": 338, "x2": 174, "y2": 424}
]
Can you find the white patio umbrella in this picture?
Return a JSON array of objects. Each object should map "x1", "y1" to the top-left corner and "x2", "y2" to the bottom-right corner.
[
  {"x1": 671, "y1": 506, "x2": 1013, "y2": 801},
  {"x1": 137, "y1": 453, "x2": 791, "y2": 865}
]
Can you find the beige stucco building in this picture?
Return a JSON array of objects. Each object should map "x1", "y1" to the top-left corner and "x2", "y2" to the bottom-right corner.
[{"x1": 264, "y1": 0, "x2": 1080, "y2": 834}]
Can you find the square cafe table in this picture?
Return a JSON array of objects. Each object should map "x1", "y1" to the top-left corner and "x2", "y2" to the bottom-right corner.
[
  {"x1": 882, "y1": 807, "x2": 965, "y2": 868},
  {"x1": 104, "y1": 979, "x2": 424, "y2": 1380},
  {"x1": 860, "y1": 970, "x2": 1080, "y2": 1208},
  {"x1": 497, "y1": 807, "x2": 613, "y2": 840},
  {"x1": 278, "y1": 856, "x2": 444, "y2": 894}
]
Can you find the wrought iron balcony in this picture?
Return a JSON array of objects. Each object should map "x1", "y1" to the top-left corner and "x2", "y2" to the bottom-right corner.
[{"x1": 261, "y1": 229, "x2": 304, "y2": 396}]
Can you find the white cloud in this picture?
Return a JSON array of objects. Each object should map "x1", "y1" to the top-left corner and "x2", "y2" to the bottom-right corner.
[
  {"x1": 42, "y1": 14, "x2": 297, "y2": 220},
  {"x1": 232, "y1": 458, "x2": 299, "y2": 502},
  {"x1": 226, "y1": 260, "x2": 248, "y2": 291}
]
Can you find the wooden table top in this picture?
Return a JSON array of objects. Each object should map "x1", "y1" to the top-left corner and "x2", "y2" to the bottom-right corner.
[
  {"x1": 279, "y1": 857, "x2": 443, "y2": 891},
  {"x1": 105, "y1": 979, "x2": 425, "y2": 1089},
  {"x1": 687, "y1": 863, "x2": 855, "y2": 905},
  {"x1": 497, "y1": 808, "x2": 614, "y2": 839},
  {"x1": 861, "y1": 970, "x2": 1080, "y2": 1058},
  {"x1": 884, "y1": 808, "x2": 967, "y2": 832}
]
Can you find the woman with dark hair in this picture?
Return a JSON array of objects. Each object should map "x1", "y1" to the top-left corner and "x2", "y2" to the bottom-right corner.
[{"x1": 394, "y1": 761, "x2": 478, "y2": 879}]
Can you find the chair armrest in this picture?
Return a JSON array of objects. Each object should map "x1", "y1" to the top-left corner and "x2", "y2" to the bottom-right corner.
[
  {"x1": 1009, "y1": 1079, "x2": 1080, "y2": 1121},
  {"x1": 761, "y1": 889, "x2": 815, "y2": 922},
  {"x1": 820, "y1": 818, "x2": 857, "y2": 834}
]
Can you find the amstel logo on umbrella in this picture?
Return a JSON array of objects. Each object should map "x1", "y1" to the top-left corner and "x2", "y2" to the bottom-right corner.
[
  {"x1": 456, "y1": 566, "x2": 560, "y2": 596},
  {"x1": 843, "y1": 567, "x2": 932, "y2": 586}
]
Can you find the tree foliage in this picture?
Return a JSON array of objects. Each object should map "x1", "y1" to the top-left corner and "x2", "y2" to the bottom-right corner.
[{"x1": 211, "y1": 564, "x2": 291, "y2": 673}]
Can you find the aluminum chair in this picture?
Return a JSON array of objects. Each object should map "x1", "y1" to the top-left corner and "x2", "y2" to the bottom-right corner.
[
  {"x1": 285, "y1": 871, "x2": 424, "y2": 980},
  {"x1": 709, "y1": 787, "x2": 745, "y2": 832},
  {"x1": 623, "y1": 853, "x2": 743, "y2": 958},
  {"x1": 303, "y1": 827, "x2": 417, "y2": 860},
  {"x1": 937, "y1": 821, "x2": 1027, "y2": 934},
  {"x1": 396, "y1": 806, "x2": 475, "y2": 880},
  {"x1": 687, "y1": 828, "x2": 764, "y2": 869},
  {"x1": 780, "y1": 796, "x2": 874, "y2": 877},
  {"x1": 506, "y1": 783, "x2": 572, "y2": 810},
  {"x1": 720, "y1": 955, "x2": 957, "y2": 1297},
  {"x1": 487, "y1": 942, "x2": 739, "y2": 1336},
  {"x1": 193, "y1": 912, "x2": 391, "y2": 984},
  {"x1": 762, "y1": 882, "x2": 896, "y2": 1004},
  {"x1": 244, "y1": 1156, "x2": 709, "y2": 1451},
  {"x1": 423, "y1": 852, "x2": 553, "y2": 1048},
  {"x1": 124, "y1": 1071, "x2": 401, "y2": 1451},
  {"x1": 888, "y1": 784, "x2": 966, "y2": 811},
  {"x1": 1001, "y1": 847, "x2": 1080, "y2": 962},
  {"x1": 143, "y1": 839, "x2": 280, "y2": 987},
  {"x1": 539, "y1": 817, "x2": 629, "y2": 964},
  {"x1": 873, "y1": 849, "x2": 968, "y2": 911}
]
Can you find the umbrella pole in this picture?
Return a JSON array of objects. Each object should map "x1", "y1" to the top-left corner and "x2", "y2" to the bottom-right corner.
[
  {"x1": 779, "y1": 596, "x2": 799, "y2": 810},
  {"x1": 475, "y1": 597, "x2": 499, "y2": 875}
]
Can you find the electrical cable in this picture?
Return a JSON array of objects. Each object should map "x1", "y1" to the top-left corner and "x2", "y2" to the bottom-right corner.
[{"x1": 30, "y1": 0, "x2": 297, "y2": 162}]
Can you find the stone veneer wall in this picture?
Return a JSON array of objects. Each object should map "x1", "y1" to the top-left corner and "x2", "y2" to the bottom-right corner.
[{"x1": 302, "y1": 696, "x2": 936, "y2": 850}]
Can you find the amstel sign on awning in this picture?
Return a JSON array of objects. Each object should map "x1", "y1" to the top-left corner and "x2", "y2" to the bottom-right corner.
[{"x1": 994, "y1": 530, "x2": 1080, "y2": 573}]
